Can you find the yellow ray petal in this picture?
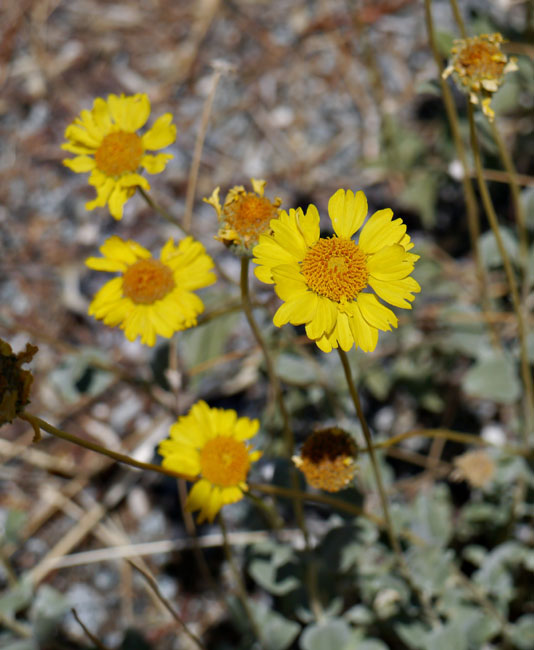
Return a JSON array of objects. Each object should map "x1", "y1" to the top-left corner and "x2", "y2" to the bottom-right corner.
[
  {"x1": 142, "y1": 113, "x2": 177, "y2": 150},
  {"x1": 356, "y1": 293, "x2": 398, "y2": 331},
  {"x1": 328, "y1": 189, "x2": 368, "y2": 239},
  {"x1": 63, "y1": 155, "x2": 96, "y2": 173},
  {"x1": 273, "y1": 291, "x2": 318, "y2": 327},
  {"x1": 140, "y1": 153, "x2": 173, "y2": 174},
  {"x1": 358, "y1": 209, "x2": 406, "y2": 254},
  {"x1": 366, "y1": 244, "x2": 414, "y2": 280}
]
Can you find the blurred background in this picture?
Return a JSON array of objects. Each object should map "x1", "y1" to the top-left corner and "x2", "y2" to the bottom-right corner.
[{"x1": 1, "y1": 1, "x2": 533, "y2": 648}]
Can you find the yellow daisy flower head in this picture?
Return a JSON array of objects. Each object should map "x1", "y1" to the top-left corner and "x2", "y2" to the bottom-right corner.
[
  {"x1": 159, "y1": 401, "x2": 262, "y2": 523},
  {"x1": 86, "y1": 235, "x2": 216, "y2": 346},
  {"x1": 293, "y1": 427, "x2": 358, "y2": 492},
  {"x1": 0, "y1": 338, "x2": 38, "y2": 427},
  {"x1": 442, "y1": 33, "x2": 518, "y2": 121},
  {"x1": 62, "y1": 93, "x2": 177, "y2": 220},
  {"x1": 253, "y1": 189, "x2": 420, "y2": 353},
  {"x1": 204, "y1": 178, "x2": 282, "y2": 255}
]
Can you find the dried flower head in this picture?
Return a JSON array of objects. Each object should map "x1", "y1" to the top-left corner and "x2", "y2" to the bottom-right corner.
[
  {"x1": 0, "y1": 339, "x2": 38, "y2": 427},
  {"x1": 62, "y1": 93, "x2": 177, "y2": 219},
  {"x1": 86, "y1": 235, "x2": 216, "y2": 346},
  {"x1": 204, "y1": 179, "x2": 282, "y2": 255},
  {"x1": 253, "y1": 189, "x2": 420, "y2": 353},
  {"x1": 452, "y1": 449, "x2": 495, "y2": 488},
  {"x1": 442, "y1": 33, "x2": 518, "y2": 121},
  {"x1": 293, "y1": 427, "x2": 358, "y2": 492},
  {"x1": 159, "y1": 401, "x2": 262, "y2": 523}
]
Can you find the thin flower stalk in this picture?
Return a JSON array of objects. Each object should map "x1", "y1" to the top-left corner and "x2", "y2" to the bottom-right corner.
[
  {"x1": 241, "y1": 257, "x2": 322, "y2": 619},
  {"x1": 488, "y1": 119, "x2": 529, "y2": 296},
  {"x1": 467, "y1": 103, "x2": 534, "y2": 442},
  {"x1": 129, "y1": 562, "x2": 207, "y2": 650},
  {"x1": 183, "y1": 65, "x2": 225, "y2": 232},
  {"x1": 22, "y1": 414, "x2": 194, "y2": 481},
  {"x1": 240, "y1": 257, "x2": 294, "y2": 455},
  {"x1": 138, "y1": 186, "x2": 186, "y2": 232},
  {"x1": 337, "y1": 349, "x2": 402, "y2": 557},
  {"x1": 424, "y1": 0, "x2": 500, "y2": 349},
  {"x1": 337, "y1": 349, "x2": 439, "y2": 624},
  {"x1": 372, "y1": 427, "x2": 533, "y2": 459}
]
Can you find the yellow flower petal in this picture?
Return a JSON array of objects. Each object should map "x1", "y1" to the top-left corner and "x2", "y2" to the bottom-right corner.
[
  {"x1": 141, "y1": 113, "x2": 177, "y2": 150},
  {"x1": 368, "y1": 276, "x2": 421, "y2": 309},
  {"x1": 234, "y1": 417, "x2": 260, "y2": 441},
  {"x1": 356, "y1": 293, "x2": 398, "y2": 331},
  {"x1": 297, "y1": 204, "x2": 321, "y2": 248},
  {"x1": 272, "y1": 264, "x2": 308, "y2": 301},
  {"x1": 118, "y1": 173, "x2": 150, "y2": 189},
  {"x1": 203, "y1": 186, "x2": 222, "y2": 216},
  {"x1": 366, "y1": 244, "x2": 414, "y2": 280},
  {"x1": 108, "y1": 185, "x2": 133, "y2": 220},
  {"x1": 338, "y1": 312, "x2": 359, "y2": 351},
  {"x1": 328, "y1": 189, "x2": 367, "y2": 239},
  {"x1": 348, "y1": 303, "x2": 378, "y2": 352},
  {"x1": 305, "y1": 296, "x2": 337, "y2": 339},
  {"x1": 251, "y1": 178, "x2": 266, "y2": 196},
  {"x1": 358, "y1": 209, "x2": 406, "y2": 254},
  {"x1": 64, "y1": 124, "x2": 101, "y2": 149},
  {"x1": 273, "y1": 291, "x2": 318, "y2": 327},
  {"x1": 63, "y1": 155, "x2": 96, "y2": 173},
  {"x1": 140, "y1": 153, "x2": 173, "y2": 174},
  {"x1": 160, "y1": 451, "x2": 200, "y2": 477},
  {"x1": 270, "y1": 209, "x2": 309, "y2": 259},
  {"x1": 85, "y1": 178, "x2": 115, "y2": 211},
  {"x1": 187, "y1": 479, "x2": 213, "y2": 514}
]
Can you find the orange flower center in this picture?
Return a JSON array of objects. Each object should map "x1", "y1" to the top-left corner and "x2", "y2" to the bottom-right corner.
[
  {"x1": 94, "y1": 131, "x2": 144, "y2": 177},
  {"x1": 200, "y1": 436, "x2": 250, "y2": 487},
  {"x1": 301, "y1": 237, "x2": 368, "y2": 302},
  {"x1": 457, "y1": 40, "x2": 505, "y2": 82},
  {"x1": 223, "y1": 194, "x2": 278, "y2": 244},
  {"x1": 122, "y1": 259, "x2": 175, "y2": 304}
]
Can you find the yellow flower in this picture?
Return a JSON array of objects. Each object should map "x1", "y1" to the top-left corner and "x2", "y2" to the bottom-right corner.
[
  {"x1": 62, "y1": 93, "x2": 177, "y2": 219},
  {"x1": 86, "y1": 236, "x2": 216, "y2": 346},
  {"x1": 253, "y1": 189, "x2": 420, "y2": 353},
  {"x1": 159, "y1": 401, "x2": 262, "y2": 523},
  {"x1": 204, "y1": 178, "x2": 282, "y2": 255},
  {"x1": 293, "y1": 427, "x2": 358, "y2": 492},
  {"x1": 0, "y1": 339, "x2": 38, "y2": 427},
  {"x1": 442, "y1": 33, "x2": 518, "y2": 121}
]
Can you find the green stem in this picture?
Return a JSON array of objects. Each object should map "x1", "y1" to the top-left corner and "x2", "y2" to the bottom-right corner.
[
  {"x1": 467, "y1": 103, "x2": 534, "y2": 442},
  {"x1": 129, "y1": 562, "x2": 207, "y2": 649},
  {"x1": 137, "y1": 187, "x2": 186, "y2": 232},
  {"x1": 249, "y1": 482, "x2": 422, "y2": 546},
  {"x1": 22, "y1": 414, "x2": 194, "y2": 481},
  {"x1": 240, "y1": 257, "x2": 323, "y2": 619},
  {"x1": 489, "y1": 119, "x2": 529, "y2": 293},
  {"x1": 372, "y1": 428, "x2": 533, "y2": 458},
  {"x1": 337, "y1": 350, "x2": 401, "y2": 556},
  {"x1": 449, "y1": 0, "x2": 467, "y2": 37},
  {"x1": 424, "y1": 0, "x2": 501, "y2": 350},
  {"x1": 337, "y1": 349, "x2": 439, "y2": 624},
  {"x1": 240, "y1": 257, "x2": 294, "y2": 455}
]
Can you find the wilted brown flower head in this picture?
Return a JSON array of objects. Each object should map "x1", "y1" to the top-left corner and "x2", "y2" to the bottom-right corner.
[
  {"x1": 0, "y1": 339, "x2": 38, "y2": 427},
  {"x1": 452, "y1": 449, "x2": 495, "y2": 488},
  {"x1": 442, "y1": 33, "x2": 518, "y2": 121},
  {"x1": 293, "y1": 427, "x2": 358, "y2": 492},
  {"x1": 204, "y1": 179, "x2": 282, "y2": 255}
]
